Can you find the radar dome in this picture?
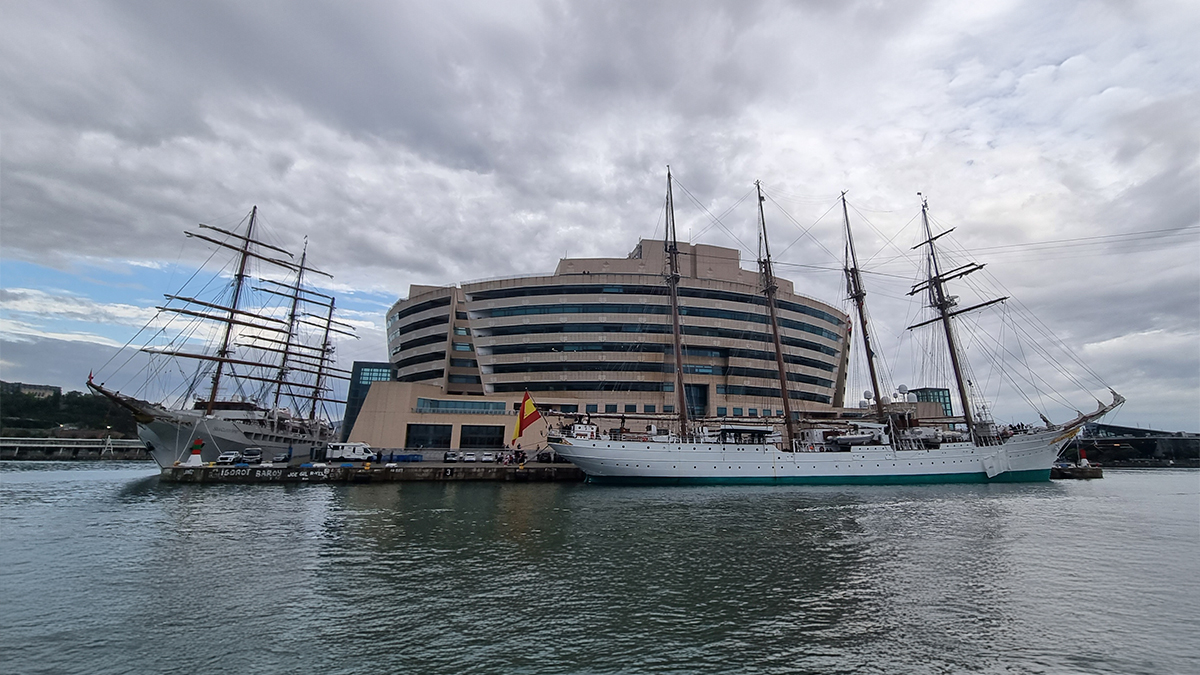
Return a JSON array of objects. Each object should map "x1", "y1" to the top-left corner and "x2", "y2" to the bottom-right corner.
[
  {"x1": 864, "y1": 390, "x2": 875, "y2": 400},
  {"x1": 898, "y1": 384, "x2": 909, "y2": 394}
]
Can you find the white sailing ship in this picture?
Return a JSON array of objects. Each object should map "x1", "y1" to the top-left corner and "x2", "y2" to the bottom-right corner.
[
  {"x1": 548, "y1": 175, "x2": 1123, "y2": 485},
  {"x1": 89, "y1": 207, "x2": 353, "y2": 468}
]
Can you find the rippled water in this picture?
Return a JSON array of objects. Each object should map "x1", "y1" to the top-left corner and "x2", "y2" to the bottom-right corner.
[{"x1": 1, "y1": 462, "x2": 1197, "y2": 674}]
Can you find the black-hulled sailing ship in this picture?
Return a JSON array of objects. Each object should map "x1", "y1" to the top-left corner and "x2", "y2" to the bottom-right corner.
[{"x1": 88, "y1": 207, "x2": 353, "y2": 468}]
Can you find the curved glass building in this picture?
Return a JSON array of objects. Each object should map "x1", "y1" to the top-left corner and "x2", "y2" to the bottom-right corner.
[{"x1": 384, "y1": 239, "x2": 849, "y2": 424}]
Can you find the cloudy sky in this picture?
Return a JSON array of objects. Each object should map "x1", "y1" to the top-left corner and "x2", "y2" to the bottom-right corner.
[{"x1": 1, "y1": 0, "x2": 1197, "y2": 431}]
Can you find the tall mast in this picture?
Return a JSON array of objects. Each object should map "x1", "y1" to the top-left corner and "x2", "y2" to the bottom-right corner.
[
  {"x1": 756, "y1": 181, "x2": 796, "y2": 450},
  {"x1": 664, "y1": 166, "x2": 690, "y2": 433},
  {"x1": 918, "y1": 196, "x2": 975, "y2": 438},
  {"x1": 842, "y1": 192, "x2": 886, "y2": 420},
  {"x1": 307, "y1": 297, "x2": 334, "y2": 421},
  {"x1": 205, "y1": 205, "x2": 257, "y2": 415},
  {"x1": 273, "y1": 240, "x2": 308, "y2": 413}
]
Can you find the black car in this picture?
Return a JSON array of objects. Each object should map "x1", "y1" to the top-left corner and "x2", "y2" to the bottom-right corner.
[
  {"x1": 241, "y1": 448, "x2": 263, "y2": 464},
  {"x1": 443, "y1": 451, "x2": 459, "y2": 463}
]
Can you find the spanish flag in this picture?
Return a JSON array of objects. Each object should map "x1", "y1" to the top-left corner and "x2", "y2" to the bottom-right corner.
[{"x1": 512, "y1": 391, "x2": 542, "y2": 442}]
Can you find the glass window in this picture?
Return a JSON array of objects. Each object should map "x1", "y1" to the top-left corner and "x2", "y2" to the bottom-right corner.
[
  {"x1": 452, "y1": 342, "x2": 473, "y2": 352},
  {"x1": 448, "y1": 375, "x2": 481, "y2": 384},
  {"x1": 663, "y1": 405, "x2": 674, "y2": 413},
  {"x1": 624, "y1": 404, "x2": 637, "y2": 413},
  {"x1": 416, "y1": 398, "x2": 505, "y2": 412},
  {"x1": 561, "y1": 405, "x2": 578, "y2": 413},
  {"x1": 456, "y1": 311, "x2": 468, "y2": 320},
  {"x1": 717, "y1": 407, "x2": 727, "y2": 416},
  {"x1": 644, "y1": 405, "x2": 655, "y2": 413},
  {"x1": 586, "y1": 404, "x2": 598, "y2": 413},
  {"x1": 449, "y1": 358, "x2": 477, "y2": 368},
  {"x1": 605, "y1": 404, "x2": 617, "y2": 413},
  {"x1": 749, "y1": 408, "x2": 757, "y2": 417},
  {"x1": 454, "y1": 326, "x2": 469, "y2": 335},
  {"x1": 776, "y1": 409, "x2": 783, "y2": 417},
  {"x1": 733, "y1": 408, "x2": 743, "y2": 416},
  {"x1": 459, "y1": 425, "x2": 505, "y2": 448},
  {"x1": 405, "y1": 424, "x2": 452, "y2": 449}
]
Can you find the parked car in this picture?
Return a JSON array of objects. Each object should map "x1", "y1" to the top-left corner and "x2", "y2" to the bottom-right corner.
[
  {"x1": 443, "y1": 451, "x2": 459, "y2": 463},
  {"x1": 462, "y1": 452, "x2": 477, "y2": 463},
  {"x1": 241, "y1": 448, "x2": 263, "y2": 464},
  {"x1": 480, "y1": 452, "x2": 496, "y2": 463},
  {"x1": 215, "y1": 452, "x2": 242, "y2": 465},
  {"x1": 272, "y1": 453, "x2": 290, "y2": 464}
]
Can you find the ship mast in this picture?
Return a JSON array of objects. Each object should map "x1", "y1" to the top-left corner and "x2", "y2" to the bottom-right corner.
[
  {"x1": 756, "y1": 181, "x2": 796, "y2": 450},
  {"x1": 665, "y1": 166, "x2": 690, "y2": 434},
  {"x1": 205, "y1": 205, "x2": 257, "y2": 415},
  {"x1": 842, "y1": 192, "x2": 886, "y2": 420},
  {"x1": 273, "y1": 241, "x2": 308, "y2": 413},
  {"x1": 907, "y1": 196, "x2": 1007, "y2": 442}
]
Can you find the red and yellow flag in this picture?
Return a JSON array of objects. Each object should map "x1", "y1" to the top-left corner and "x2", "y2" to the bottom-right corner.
[{"x1": 512, "y1": 391, "x2": 542, "y2": 442}]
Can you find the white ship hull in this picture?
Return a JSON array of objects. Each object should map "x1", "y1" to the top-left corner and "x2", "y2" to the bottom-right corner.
[
  {"x1": 549, "y1": 431, "x2": 1069, "y2": 485},
  {"x1": 136, "y1": 407, "x2": 331, "y2": 468}
]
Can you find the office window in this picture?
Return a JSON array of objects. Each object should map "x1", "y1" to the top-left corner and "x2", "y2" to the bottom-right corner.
[
  {"x1": 717, "y1": 407, "x2": 727, "y2": 416},
  {"x1": 644, "y1": 405, "x2": 655, "y2": 413},
  {"x1": 749, "y1": 408, "x2": 758, "y2": 417},
  {"x1": 452, "y1": 342, "x2": 473, "y2": 352},
  {"x1": 561, "y1": 405, "x2": 578, "y2": 413},
  {"x1": 733, "y1": 408, "x2": 743, "y2": 416},
  {"x1": 624, "y1": 404, "x2": 637, "y2": 413},
  {"x1": 456, "y1": 311, "x2": 468, "y2": 320},
  {"x1": 663, "y1": 405, "x2": 674, "y2": 413},
  {"x1": 605, "y1": 404, "x2": 617, "y2": 413},
  {"x1": 454, "y1": 326, "x2": 469, "y2": 335},
  {"x1": 776, "y1": 409, "x2": 783, "y2": 417},
  {"x1": 586, "y1": 404, "x2": 598, "y2": 413}
]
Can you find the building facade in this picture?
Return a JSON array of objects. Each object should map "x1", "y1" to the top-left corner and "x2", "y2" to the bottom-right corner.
[
  {"x1": 340, "y1": 362, "x2": 395, "y2": 441},
  {"x1": 361, "y1": 239, "x2": 852, "y2": 449}
]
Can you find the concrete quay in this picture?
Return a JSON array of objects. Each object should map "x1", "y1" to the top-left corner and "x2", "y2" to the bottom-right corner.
[{"x1": 160, "y1": 462, "x2": 586, "y2": 484}]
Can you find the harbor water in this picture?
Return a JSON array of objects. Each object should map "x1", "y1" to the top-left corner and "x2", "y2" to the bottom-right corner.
[{"x1": 1, "y1": 461, "x2": 1197, "y2": 674}]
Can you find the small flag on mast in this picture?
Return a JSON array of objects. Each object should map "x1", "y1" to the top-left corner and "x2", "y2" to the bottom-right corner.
[{"x1": 512, "y1": 391, "x2": 542, "y2": 442}]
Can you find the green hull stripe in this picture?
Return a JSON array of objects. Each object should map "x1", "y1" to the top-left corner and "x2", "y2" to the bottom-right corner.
[{"x1": 585, "y1": 468, "x2": 1051, "y2": 486}]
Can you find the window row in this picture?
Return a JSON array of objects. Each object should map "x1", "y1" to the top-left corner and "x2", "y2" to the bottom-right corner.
[
  {"x1": 478, "y1": 322, "x2": 839, "y2": 357},
  {"x1": 388, "y1": 296, "x2": 451, "y2": 326},
  {"x1": 475, "y1": 303, "x2": 840, "y2": 341},
  {"x1": 484, "y1": 360, "x2": 833, "y2": 388},
  {"x1": 483, "y1": 341, "x2": 837, "y2": 373},
  {"x1": 466, "y1": 283, "x2": 843, "y2": 326},
  {"x1": 489, "y1": 380, "x2": 831, "y2": 404}
]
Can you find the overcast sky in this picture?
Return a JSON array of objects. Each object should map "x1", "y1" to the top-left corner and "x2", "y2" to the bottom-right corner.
[{"x1": 1, "y1": 0, "x2": 1197, "y2": 431}]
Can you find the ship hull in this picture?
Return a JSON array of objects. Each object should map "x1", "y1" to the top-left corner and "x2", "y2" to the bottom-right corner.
[
  {"x1": 138, "y1": 410, "x2": 331, "y2": 468},
  {"x1": 549, "y1": 431, "x2": 1065, "y2": 486}
]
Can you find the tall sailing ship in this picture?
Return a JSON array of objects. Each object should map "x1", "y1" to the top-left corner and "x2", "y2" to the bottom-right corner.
[
  {"x1": 89, "y1": 207, "x2": 354, "y2": 468},
  {"x1": 548, "y1": 174, "x2": 1123, "y2": 484}
]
